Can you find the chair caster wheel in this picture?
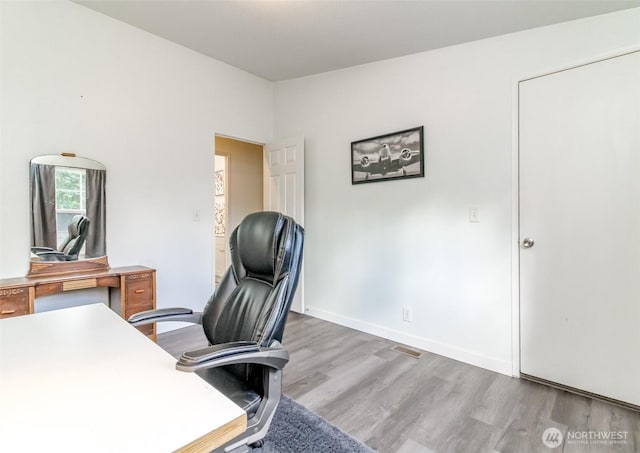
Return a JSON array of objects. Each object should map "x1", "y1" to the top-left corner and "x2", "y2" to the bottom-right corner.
[{"x1": 249, "y1": 439, "x2": 264, "y2": 448}]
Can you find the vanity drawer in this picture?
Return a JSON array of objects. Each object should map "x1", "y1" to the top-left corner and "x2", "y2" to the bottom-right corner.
[
  {"x1": 127, "y1": 278, "x2": 153, "y2": 302},
  {"x1": 0, "y1": 288, "x2": 30, "y2": 319},
  {"x1": 126, "y1": 278, "x2": 153, "y2": 305}
]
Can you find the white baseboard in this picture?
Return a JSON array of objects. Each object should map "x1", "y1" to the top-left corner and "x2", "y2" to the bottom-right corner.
[{"x1": 304, "y1": 306, "x2": 513, "y2": 376}]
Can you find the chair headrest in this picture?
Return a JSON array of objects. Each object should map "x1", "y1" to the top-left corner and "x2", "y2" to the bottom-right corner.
[
  {"x1": 235, "y1": 211, "x2": 286, "y2": 278},
  {"x1": 68, "y1": 215, "x2": 86, "y2": 237}
]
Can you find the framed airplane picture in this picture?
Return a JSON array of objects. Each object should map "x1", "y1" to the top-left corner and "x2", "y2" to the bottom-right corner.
[{"x1": 351, "y1": 126, "x2": 424, "y2": 184}]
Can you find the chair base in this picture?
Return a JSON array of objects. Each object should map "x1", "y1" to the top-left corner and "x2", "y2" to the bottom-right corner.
[{"x1": 213, "y1": 369, "x2": 283, "y2": 453}]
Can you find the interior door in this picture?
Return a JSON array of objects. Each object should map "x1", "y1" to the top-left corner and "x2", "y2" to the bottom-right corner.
[
  {"x1": 519, "y1": 51, "x2": 640, "y2": 406},
  {"x1": 264, "y1": 136, "x2": 305, "y2": 313}
]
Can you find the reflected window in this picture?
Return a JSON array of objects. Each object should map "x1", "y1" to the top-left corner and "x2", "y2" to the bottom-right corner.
[{"x1": 55, "y1": 167, "x2": 87, "y2": 248}]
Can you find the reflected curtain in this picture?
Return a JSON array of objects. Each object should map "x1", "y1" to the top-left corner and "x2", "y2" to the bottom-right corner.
[
  {"x1": 85, "y1": 168, "x2": 106, "y2": 257},
  {"x1": 30, "y1": 163, "x2": 57, "y2": 249}
]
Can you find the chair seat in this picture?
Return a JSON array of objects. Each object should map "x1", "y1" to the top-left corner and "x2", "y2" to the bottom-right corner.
[{"x1": 196, "y1": 366, "x2": 262, "y2": 419}]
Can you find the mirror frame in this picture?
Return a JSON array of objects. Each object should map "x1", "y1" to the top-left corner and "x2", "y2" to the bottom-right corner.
[{"x1": 28, "y1": 154, "x2": 109, "y2": 276}]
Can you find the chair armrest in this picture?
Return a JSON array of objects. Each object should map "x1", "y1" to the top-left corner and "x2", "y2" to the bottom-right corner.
[
  {"x1": 36, "y1": 252, "x2": 76, "y2": 261},
  {"x1": 176, "y1": 341, "x2": 290, "y2": 372},
  {"x1": 127, "y1": 308, "x2": 203, "y2": 326},
  {"x1": 31, "y1": 246, "x2": 55, "y2": 254},
  {"x1": 180, "y1": 341, "x2": 260, "y2": 364}
]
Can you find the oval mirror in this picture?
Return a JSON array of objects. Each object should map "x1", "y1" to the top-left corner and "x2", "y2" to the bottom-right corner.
[{"x1": 30, "y1": 154, "x2": 106, "y2": 262}]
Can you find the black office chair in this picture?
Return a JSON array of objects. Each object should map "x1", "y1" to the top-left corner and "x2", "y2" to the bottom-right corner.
[
  {"x1": 129, "y1": 211, "x2": 304, "y2": 452},
  {"x1": 31, "y1": 215, "x2": 90, "y2": 261}
]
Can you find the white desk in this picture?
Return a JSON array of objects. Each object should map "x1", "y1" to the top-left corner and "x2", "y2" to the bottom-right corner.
[{"x1": 0, "y1": 304, "x2": 246, "y2": 452}]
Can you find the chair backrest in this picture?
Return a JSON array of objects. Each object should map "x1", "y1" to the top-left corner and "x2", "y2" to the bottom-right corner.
[
  {"x1": 60, "y1": 215, "x2": 90, "y2": 257},
  {"x1": 202, "y1": 211, "x2": 304, "y2": 349}
]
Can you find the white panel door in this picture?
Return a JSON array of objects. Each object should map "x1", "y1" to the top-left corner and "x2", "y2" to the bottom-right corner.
[
  {"x1": 264, "y1": 136, "x2": 304, "y2": 313},
  {"x1": 519, "y1": 51, "x2": 640, "y2": 406}
]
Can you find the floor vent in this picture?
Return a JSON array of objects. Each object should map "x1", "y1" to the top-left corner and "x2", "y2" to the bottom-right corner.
[{"x1": 392, "y1": 345, "x2": 422, "y2": 359}]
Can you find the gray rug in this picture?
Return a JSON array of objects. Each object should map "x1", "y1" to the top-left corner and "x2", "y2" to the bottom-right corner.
[{"x1": 252, "y1": 395, "x2": 376, "y2": 453}]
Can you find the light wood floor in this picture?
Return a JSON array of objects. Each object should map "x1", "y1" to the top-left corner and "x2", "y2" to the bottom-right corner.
[{"x1": 157, "y1": 312, "x2": 640, "y2": 453}]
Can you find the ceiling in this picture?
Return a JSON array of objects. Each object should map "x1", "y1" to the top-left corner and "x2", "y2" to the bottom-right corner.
[{"x1": 74, "y1": 0, "x2": 640, "y2": 81}]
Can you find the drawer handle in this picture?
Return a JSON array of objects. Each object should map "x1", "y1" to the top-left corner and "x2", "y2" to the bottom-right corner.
[
  {"x1": 1, "y1": 310, "x2": 16, "y2": 315},
  {"x1": 134, "y1": 289, "x2": 145, "y2": 294}
]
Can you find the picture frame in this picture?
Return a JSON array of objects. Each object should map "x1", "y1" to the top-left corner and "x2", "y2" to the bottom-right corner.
[
  {"x1": 214, "y1": 168, "x2": 225, "y2": 236},
  {"x1": 215, "y1": 170, "x2": 225, "y2": 196},
  {"x1": 215, "y1": 200, "x2": 225, "y2": 236},
  {"x1": 351, "y1": 126, "x2": 424, "y2": 184}
]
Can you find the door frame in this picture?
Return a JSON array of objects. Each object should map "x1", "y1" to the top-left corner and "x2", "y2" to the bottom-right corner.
[{"x1": 510, "y1": 46, "x2": 640, "y2": 378}]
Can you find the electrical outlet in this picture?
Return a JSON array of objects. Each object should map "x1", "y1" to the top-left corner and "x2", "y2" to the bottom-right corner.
[{"x1": 402, "y1": 306, "x2": 413, "y2": 323}]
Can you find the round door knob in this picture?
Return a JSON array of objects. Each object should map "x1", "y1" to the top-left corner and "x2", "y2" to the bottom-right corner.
[{"x1": 522, "y1": 238, "x2": 535, "y2": 248}]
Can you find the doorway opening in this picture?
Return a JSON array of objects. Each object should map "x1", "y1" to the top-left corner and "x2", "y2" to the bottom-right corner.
[{"x1": 214, "y1": 135, "x2": 264, "y2": 285}]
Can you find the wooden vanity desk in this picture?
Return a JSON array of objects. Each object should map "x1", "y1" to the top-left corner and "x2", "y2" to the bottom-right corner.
[{"x1": 0, "y1": 262, "x2": 156, "y2": 340}]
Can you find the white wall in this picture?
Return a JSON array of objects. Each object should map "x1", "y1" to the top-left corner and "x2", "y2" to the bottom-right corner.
[
  {"x1": 0, "y1": 1, "x2": 273, "y2": 326},
  {"x1": 274, "y1": 8, "x2": 640, "y2": 374}
]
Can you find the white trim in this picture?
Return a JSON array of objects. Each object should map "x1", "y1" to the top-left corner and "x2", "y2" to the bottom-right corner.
[
  {"x1": 511, "y1": 78, "x2": 521, "y2": 378},
  {"x1": 515, "y1": 45, "x2": 640, "y2": 84},
  {"x1": 215, "y1": 132, "x2": 265, "y2": 147},
  {"x1": 510, "y1": 45, "x2": 640, "y2": 380},
  {"x1": 306, "y1": 306, "x2": 512, "y2": 376}
]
